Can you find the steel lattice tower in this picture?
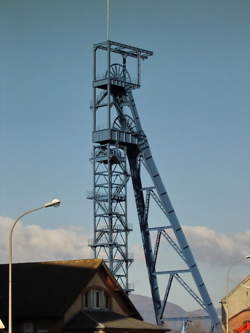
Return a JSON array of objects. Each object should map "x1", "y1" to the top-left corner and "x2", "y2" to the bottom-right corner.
[
  {"x1": 89, "y1": 40, "x2": 221, "y2": 332},
  {"x1": 88, "y1": 144, "x2": 132, "y2": 291}
]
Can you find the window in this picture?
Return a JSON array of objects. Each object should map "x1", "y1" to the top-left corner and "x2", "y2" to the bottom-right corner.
[{"x1": 84, "y1": 288, "x2": 109, "y2": 310}]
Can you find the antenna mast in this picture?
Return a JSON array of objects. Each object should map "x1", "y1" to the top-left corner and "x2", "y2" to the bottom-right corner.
[{"x1": 107, "y1": 0, "x2": 110, "y2": 40}]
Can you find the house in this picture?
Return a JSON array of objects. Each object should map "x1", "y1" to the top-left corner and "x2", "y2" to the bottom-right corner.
[
  {"x1": 221, "y1": 275, "x2": 250, "y2": 333},
  {"x1": 0, "y1": 259, "x2": 168, "y2": 333}
]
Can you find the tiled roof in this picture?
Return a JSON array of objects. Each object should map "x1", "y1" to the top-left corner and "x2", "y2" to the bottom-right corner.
[
  {"x1": 0, "y1": 259, "x2": 102, "y2": 320},
  {"x1": 64, "y1": 311, "x2": 100, "y2": 330},
  {"x1": 64, "y1": 311, "x2": 168, "y2": 331}
]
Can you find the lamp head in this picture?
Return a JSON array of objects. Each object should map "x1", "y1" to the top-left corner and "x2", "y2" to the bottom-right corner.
[{"x1": 44, "y1": 198, "x2": 61, "y2": 208}]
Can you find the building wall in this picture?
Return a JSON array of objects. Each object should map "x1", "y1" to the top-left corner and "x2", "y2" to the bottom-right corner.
[
  {"x1": 227, "y1": 279, "x2": 250, "y2": 319},
  {"x1": 221, "y1": 276, "x2": 250, "y2": 330},
  {"x1": 16, "y1": 319, "x2": 63, "y2": 333},
  {"x1": 229, "y1": 310, "x2": 250, "y2": 333},
  {"x1": 87, "y1": 272, "x2": 127, "y2": 315},
  {"x1": 64, "y1": 272, "x2": 129, "y2": 324}
]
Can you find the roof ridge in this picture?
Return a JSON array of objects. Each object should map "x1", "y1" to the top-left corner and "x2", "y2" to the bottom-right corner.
[
  {"x1": 0, "y1": 259, "x2": 104, "y2": 320},
  {"x1": 42, "y1": 258, "x2": 103, "y2": 265},
  {"x1": 0, "y1": 258, "x2": 103, "y2": 267},
  {"x1": 222, "y1": 274, "x2": 250, "y2": 299}
]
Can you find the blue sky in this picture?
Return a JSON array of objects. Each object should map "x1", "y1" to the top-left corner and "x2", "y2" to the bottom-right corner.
[{"x1": 1, "y1": 0, "x2": 250, "y2": 311}]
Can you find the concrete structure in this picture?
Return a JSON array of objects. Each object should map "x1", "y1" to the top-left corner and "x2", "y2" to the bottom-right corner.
[
  {"x1": 0, "y1": 259, "x2": 168, "y2": 333},
  {"x1": 221, "y1": 275, "x2": 250, "y2": 333}
]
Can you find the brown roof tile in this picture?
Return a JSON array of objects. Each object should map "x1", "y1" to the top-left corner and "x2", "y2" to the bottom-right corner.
[
  {"x1": 64, "y1": 311, "x2": 100, "y2": 330},
  {"x1": 0, "y1": 259, "x2": 102, "y2": 320},
  {"x1": 0, "y1": 258, "x2": 142, "y2": 327},
  {"x1": 64, "y1": 311, "x2": 167, "y2": 331}
]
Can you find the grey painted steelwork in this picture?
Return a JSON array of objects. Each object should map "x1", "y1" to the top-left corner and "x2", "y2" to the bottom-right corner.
[
  {"x1": 88, "y1": 144, "x2": 133, "y2": 292},
  {"x1": 90, "y1": 40, "x2": 221, "y2": 331}
]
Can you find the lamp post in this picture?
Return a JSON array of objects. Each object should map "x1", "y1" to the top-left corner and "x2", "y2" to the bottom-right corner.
[
  {"x1": 8, "y1": 199, "x2": 61, "y2": 333},
  {"x1": 225, "y1": 255, "x2": 250, "y2": 333}
]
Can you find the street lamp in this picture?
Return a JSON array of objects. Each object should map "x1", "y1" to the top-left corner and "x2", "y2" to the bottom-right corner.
[
  {"x1": 225, "y1": 255, "x2": 250, "y2": 333},
  {"x1": 8, "y1": 199, "x2": 61, "y2": 333}
]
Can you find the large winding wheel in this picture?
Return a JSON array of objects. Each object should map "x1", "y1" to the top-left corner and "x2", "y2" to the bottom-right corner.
[
  {"x1": 113, "y1": 115, "x2": 136, "y2": 133},
  {"x1": 106, "y1": 63, "x2": 131, "y2": 83}
]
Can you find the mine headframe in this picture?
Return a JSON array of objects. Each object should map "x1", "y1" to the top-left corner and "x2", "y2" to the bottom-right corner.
[{"x1": 89, "y1": 40, "x2": 221, "y2": 332}]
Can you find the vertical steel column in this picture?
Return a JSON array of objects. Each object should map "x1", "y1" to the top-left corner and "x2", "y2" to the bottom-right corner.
[
  {"x1": 107, "y1": 144, "x2": 113, "y2": 272},
  {"x1": 127, "y1": 147, "x2": 162, "y2": 323},
  {"x1": 107, "y1": 41, "x2": 111, "y2": 129},
  {"x1": 124, "y1": 146, "x2": 129, "y2": 291},
  {"x1": 93, "y1": 146, "x2": 97, "y2": 258},
  {"x1": 93, "y1": 46, "x2": 97, "y2": 132},
  {"x1": 137, "y1": 52, "x2": 141, "y2": 86}
]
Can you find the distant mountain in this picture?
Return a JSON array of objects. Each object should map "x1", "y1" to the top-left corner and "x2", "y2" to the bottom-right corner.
[
  {"x1": 129, "y1": 294, "x2": 220, "y2": 332},
  {"x1": 129, "y1": 294, "x2": 187, "y2": 331}
]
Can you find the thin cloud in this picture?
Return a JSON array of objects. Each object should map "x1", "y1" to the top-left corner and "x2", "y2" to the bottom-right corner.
[
  {"x1": 184, "y1": 225, "x2": 250, "y2": 266},
  {"x1": 0, "y1": 216, "x2": 249, "y2": 267},
  {"x1": 126, "y1": 225, "x2": 250, "y2": 267},
  {"x1": 0, "y1": 216, "x2": 91, "y2": 263}
]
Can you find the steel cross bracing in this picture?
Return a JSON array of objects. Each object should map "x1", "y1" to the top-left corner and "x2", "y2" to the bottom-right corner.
[
  {"x1": 126, "y1": 89, "x2": 220, "y2": 331},
  {"x1": 88, "y1": 144, "x2": 133, "y2": 292},
  {"x1": 90, "y1": 40, "x2": 221, "y2": 331}
]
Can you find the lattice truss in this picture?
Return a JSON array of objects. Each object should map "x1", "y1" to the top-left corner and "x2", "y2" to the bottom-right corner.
[
  {"x1": 89, "y1": 144, "x2": 133, "y2": 291},
  {"x1": 89, "y1": 41, "x2": 221, "y2": 332}
]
